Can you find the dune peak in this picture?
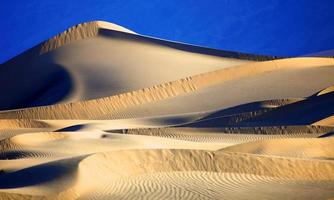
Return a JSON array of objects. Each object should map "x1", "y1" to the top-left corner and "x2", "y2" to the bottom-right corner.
[{"x1": 38, "y1": 20, "x2": 135, "y2": 54}]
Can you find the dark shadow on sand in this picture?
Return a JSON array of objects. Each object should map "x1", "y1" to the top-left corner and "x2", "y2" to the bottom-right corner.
[
  {"x1": 0, "y1": 156, "x2": 83, "y2": 188},
  {"x1": 0, "y1": 55, "x2": 73, "y2": 110},
  {"x1": 179, "y1": 92, "x2": 334, "y2": 128}
]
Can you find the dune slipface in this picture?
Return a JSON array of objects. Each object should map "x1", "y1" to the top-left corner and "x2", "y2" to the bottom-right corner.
[{"x1": 0, "y1": 21, "x2": 334, "y2": 200}]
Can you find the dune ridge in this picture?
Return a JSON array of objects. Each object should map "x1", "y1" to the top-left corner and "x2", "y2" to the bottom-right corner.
[{"x1": 1, "y1": 57, "x2": 334, "y2": 120}]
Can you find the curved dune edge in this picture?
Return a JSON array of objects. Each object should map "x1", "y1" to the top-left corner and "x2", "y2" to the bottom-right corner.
[
  {"x1": 9, "y1": 132, "x2": 69, "y2": 146},
  {"x1": 120, "y1": 125, "x2": 334, "y2": 142},
  {"x1": 31, "y1": 20, "x2": 281, "y2": 62},
  {"x1": 0, "y1": 119, "x2": 50, "y2": 129},
  {"x1": 235, "y1": 90, "x2": 334, "y2": 126},
  {"x1": 0, "y1": 57, "x2": 333, "y2": 120},
  {"x1": 313, "y1": 115, "x2": 334, "y2": 126},
  {"x1": 186, "y1": 98, "x2": 305, "y2": 126},
  {"x1": 186, "y1": 93, "x2": 334, "y2": 128},
  {"x1": 1, "y1": 20, "x2": 279, "y2": 66},
  {"x1": 316, "y1": 85, "x2": 334, "y2": 96},
  {"x1": 220, "y1": 137, "x2": 334, "y2": 159}
]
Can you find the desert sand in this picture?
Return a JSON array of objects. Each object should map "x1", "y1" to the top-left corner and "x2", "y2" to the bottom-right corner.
[{"x1": 0, "y1": 21, "x2": 333, "y2": 200}]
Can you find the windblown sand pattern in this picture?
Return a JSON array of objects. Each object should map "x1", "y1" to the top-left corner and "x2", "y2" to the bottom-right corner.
[{"x1": 0, "y1": 21, "x2": 334, "y2": 199}]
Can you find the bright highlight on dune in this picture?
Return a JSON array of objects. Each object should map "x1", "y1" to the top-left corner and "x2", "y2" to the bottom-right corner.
[{"x1": 0, "y1": 21, "x2": 334, "y2": 200}]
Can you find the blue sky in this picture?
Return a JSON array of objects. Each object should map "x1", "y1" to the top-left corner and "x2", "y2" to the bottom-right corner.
[{"x1": 1, "y1": 0, "x2": 334, "y2": 63}]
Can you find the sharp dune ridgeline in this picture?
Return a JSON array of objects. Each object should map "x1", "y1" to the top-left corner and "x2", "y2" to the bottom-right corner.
[{"x1": 0, "y1": 21, "x2": 334, "y2": 200}]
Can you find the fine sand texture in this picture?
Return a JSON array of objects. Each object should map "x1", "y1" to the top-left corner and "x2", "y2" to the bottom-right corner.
[{"x1": 0, "y1": 21, "x2": 334, "y2": 200}]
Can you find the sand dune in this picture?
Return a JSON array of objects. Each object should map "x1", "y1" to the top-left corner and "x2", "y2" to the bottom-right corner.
[
  {"x1": 1, "y1": 56, "x2": 333, "y2": 121},
  {"x1": 0, "y1": 21, "x2": 261, "y2": 111},
  {"x1": 221, "y1": 137, "x2": 334, "y2": 159},
  {"x1": 1, "y1": 149, "x2": 334, "y2": 199},
  {"x1": 1, "y1": 21, "x2": 334, "y2": 199},
  {"x1": 78, "y1": 149, "x2": 334, "y2": 200}
]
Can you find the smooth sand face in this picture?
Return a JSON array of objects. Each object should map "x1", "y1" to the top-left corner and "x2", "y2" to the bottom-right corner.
[{"x1": 0, "y1": 21, "x2": 334, "y2": 200}]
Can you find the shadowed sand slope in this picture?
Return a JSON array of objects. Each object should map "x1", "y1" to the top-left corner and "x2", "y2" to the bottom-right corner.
[{"x1": 1, "y1": 21, "x2": 334, "y2": 200}]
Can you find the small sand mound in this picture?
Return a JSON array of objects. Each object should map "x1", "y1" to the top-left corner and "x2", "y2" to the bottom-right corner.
[{"x1": 9, "y1": 132, "x2": 69, "y2": 146}]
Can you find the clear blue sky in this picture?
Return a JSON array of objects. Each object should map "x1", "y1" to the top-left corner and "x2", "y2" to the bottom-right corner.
[{"x1": 1, "y1": 0, "x2": 334, "y2": 63}]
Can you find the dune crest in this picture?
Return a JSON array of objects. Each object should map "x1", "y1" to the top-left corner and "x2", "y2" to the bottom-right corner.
[{"x1": 39, "y1": 21, "x2": 136, "y2": 54}]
